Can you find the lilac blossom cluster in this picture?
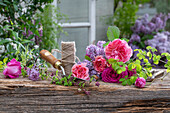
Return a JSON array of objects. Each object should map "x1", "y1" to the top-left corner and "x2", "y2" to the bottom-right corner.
[
  {"x1": 131, "y1": 13, "x2": 170, "y2": 35},
  {"x1": 27, "y1": 65, "x2": 40, "y2": 81},
  {"x1": 145, "y1": 32, "x2": 170, "y2": 54},
  {"x1": 129, "y1": 13, "x2": 170, "y2": 55},
  {"x1": 86, "y1": 41, "x2": 106, "y2": 61},
  {"x1": 84, "y1": 41, "x2": 106, "y2": 76}
]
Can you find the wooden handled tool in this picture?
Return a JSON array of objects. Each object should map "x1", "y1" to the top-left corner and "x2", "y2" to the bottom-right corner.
[{"x1": 40, "y1": 50, "x2": 62, "y2": 70}]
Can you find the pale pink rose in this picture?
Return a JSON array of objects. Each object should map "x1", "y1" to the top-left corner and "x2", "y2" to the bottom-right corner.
[
  {"x1": 3, "y1": 59, "x2": 21, "y2": 79},
  {"x1": 71, "y1": 63, "x2": 90, "y2": 80},
  {"x1": 93, "y1": 56, "x2": 107, "y2": 72},
  {"x1": 105, "y1": 39, "x2": 133, "y2": 63}
]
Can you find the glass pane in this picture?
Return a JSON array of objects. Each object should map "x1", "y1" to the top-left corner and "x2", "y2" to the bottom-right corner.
[{"x1": 58, "y1": 0, "x2": 89, "y2": 22}]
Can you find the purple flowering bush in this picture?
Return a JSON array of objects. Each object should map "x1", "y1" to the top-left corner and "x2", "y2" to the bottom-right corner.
[{"x1": 129, "y1": 13, "x2": 170, "y2": 55}]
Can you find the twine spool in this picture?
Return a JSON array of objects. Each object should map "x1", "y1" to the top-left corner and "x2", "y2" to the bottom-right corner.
[
  {"x1": 51, "y1": 41, "x2": 80, "y2": 75},
  {"x1": 61, "y1": 41, "x2": 76, "y2": 75}
]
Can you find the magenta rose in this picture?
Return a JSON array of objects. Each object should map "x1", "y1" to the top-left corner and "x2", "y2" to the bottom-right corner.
[
  {"x1": 3, "y1": 59, "x2": 21, "y2": 79},
  {"x1": 127, "y1": 67, "x2": 137, "y2": 77},
  {"x1": 93, "y1": 56, "x2": 107, "y2": 72},
  {"x1": 105, "y1": 39, "x2": 133, "y2": 63},
  {"x1": 72, "y1": 63, "x2": 90, "y2": 80},
  {"x1": 101, "y1": 67, "x2": 128, "y2": 83},
  {"x1": 135, "y1": 77, "x2": 146, "y2": 88}
]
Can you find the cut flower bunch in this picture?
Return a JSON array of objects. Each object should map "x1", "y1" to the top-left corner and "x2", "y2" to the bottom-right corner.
[{"x1": 0, "y1": 26, "x2": 170, "y2": 95}]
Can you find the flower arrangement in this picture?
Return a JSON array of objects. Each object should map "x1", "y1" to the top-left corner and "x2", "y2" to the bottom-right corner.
[{"x1": 0, "y1": 26, "x2": 170, "y2": 95}]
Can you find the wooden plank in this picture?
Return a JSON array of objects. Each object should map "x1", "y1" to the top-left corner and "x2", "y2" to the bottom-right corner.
[{"x1": 0, "y1": 71, "x2": 170, "y2": 113}]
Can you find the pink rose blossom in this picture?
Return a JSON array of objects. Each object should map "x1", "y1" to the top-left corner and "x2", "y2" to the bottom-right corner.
[
  {"x1": 3, "y1": 59, "x2": 21, "y2": 79},
  {"x1": 105, "y1": 39, "x2": 133, "y2": 63},
  {"x1": 101, "y1": 67, "x2": 128, "y2": 83},
  {"x1": 72, "y1": 63, "x2": 90, "y2": 80},
  {"x1": 135, "y1": 77, "x2": 146, "y2": 88},
  {"x1": 93, "y1": 56, "x2": 107, "y2": 72}
]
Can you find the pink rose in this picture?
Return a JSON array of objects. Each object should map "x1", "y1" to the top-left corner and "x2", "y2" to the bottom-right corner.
[
  {"x1": 72, "y1": 63, "x2": 90, "y2": 80},
  {"x1": 93, "y1": 56, "x2": 107, "y2": 72},
  {"x1": 135, "y1": 77, "x2": 146, "y2": 88},
  {"x1": 105, "y1": 39, "x2": 133, "y2": 63},
  {"x1": 3, "y1": 59, "x2": 21, "y2": 79},
  {"x1": 101, "y1": 67, "x2": 128, "y2": 83}
]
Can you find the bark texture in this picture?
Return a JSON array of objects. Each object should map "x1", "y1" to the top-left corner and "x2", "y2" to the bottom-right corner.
[{"x1": 0, "y1": 70, "x2": 170, "y2": 113}]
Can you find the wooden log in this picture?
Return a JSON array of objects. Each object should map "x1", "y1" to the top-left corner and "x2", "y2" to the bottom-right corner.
[{"x1": 0, "y1": 71, "x2": 170, "y2": 113}]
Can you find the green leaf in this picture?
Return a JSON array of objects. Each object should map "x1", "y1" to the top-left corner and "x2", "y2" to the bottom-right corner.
[
  {"x1": 103, "y1": 41, "x2": 110, "y2": 48},
  {"x1": 161, "y1": 53, "x2": 169, "y2": 56},
  {"x1": 68, "y1": 72, "x2": 72, "y2": 79},
  {"x1": 125, "y1": 75, "x2": 128, "y2": 78},
  {"x1": 117, "y1": 69, "x2": 122, "y2": 74},
  {"x1": 167, "y1": 61, "x2": 170, "y2": 65},
  {"x1": 146, "y1": 46, "x2": 152, "y2": 50},
  {"x1": 0, "y1": 39, "x2": 11, "y2": 45},
  {"x1": 3, "y1": 58, "x2": 8, "y2": 63},
  {"x1": 147, "y1": 52, "x2": 152, "y2": 59},
  {"x1": 127, "y1": 79, "x2": 132, "y2": 85},
  {"x1": 64, "y1": 82, "x2": 68, "y2": 86},
  {"x1": 130, "y1": 76, "x2": 137, "y2": 84},
  {"x1": 0, "y1": 2, "x2": 6, "y2": 6},
  {"x1": 135, "y1": 64, "x2": 142, "y2": 72},
  {"x1": 108, "y1": 58, "x2": 118, "y2": 64},
  {"x1": 117, "y1": 62, "x2": 124, "y2": 65},
  {"x1": 35, "y1": 30, "x2": 40, "y2": 37},
  {"x1": 134, "y1": 60, "x2": 141, "y2": 64},
  {"x1": 56, "y1": 70, "x2": 58, "y2": 77},
  {"x1": 151, "y1": 48, "x2": 157, "y2": 52},
  {"x1": 143, "y1": 59, "x2": 148, "y2": 63},
  {"x1": 107, "y1": 26, "x2": 120, "y2": 41},
  {"x1": 122, "y1": 80, "x2": 127, "y2": 86},
  {"x1": 85, "y1": 55, "x2": 92, "y2": 61},
  {"x1": 0, "y1": 61, "x2": 3, "y2": 65},
  {"x1": 167, "y1": 56, "x2": 170, "y2": 60},
  {"x1": 137, "y1": 53, "x2": 144, "y2": 60},
  {"x1": 21, "y1": 40, "x2": 34, "y2": 44},
  {"x1": 119, "y1": 78, "x2": 125, "y2": 82},
  {"x1": 167, "y1": 67, "x2": 170, "y2": 73},
  {"x1": 139, "y1": 71, "x2": 147, "y2": 80},
  {"x1": 68, "y1": 82, "x2": 72, "y2": 86},
  {"x1": 128, "y1": 63, "x2": 135, "y2": 71},
  {"x1": 12, "y1": 32, "x2": 19, "y2": 40}
]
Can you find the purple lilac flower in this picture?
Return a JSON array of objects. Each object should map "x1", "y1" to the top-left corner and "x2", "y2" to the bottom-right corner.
[
  {"x1": 83, "y1": 60, "x2": 97, "y2": 76},
  {"x1": 86, "y1": 44, "x2": 98, "y2": 61},
  {"x1": 129, "y1": 34, "x2": 141, "y2": 43},
  {"x1": 27, "y1": 66, "x2": 40, "y2": 81},
  {"x1": 97, "y1": 41, "x2": 106, "y2": 49},
  {"x1": 145, "y1": 32, "x2": 170, "y2": 54},
  {"x1": 148, "y1": 22, "x2": 155, "y2": 32}
]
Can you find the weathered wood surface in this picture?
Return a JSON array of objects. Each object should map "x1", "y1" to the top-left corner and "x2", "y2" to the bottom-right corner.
[{"x1": 0, "y1": 70, "x2": 170, "y2": 113}]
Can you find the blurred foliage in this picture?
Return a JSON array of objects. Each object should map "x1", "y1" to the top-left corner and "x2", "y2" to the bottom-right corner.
[
  {"x1": 36, "y1": 4, "x2": 68, "y2": 51},
  {"x1": 0, "y1": 0, "x2": 54, "y2": 60},
  {"x1": 105, "y1": 0, "x2": 150, "y2": 39},
  {"x1": 151, "y1": 0, "x2": 170, "y2": 31}
]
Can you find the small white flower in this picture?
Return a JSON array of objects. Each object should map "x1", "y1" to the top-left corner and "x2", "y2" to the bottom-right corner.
[
  {"x1": 6, "y1": 38, "x2": 12, "y2": 41},
  {"x1": 37, "y1": 58, "x2": 40, "y2": 62},
  {"x1": 10, "y1": 42, "x2": 17, "y2": 50},
  {"x1": 0, "y1": 45, "x2": 5, "y2": 53},
  {"x1": 34, "y1": 45, "x2": 39, "y2": 49}
]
